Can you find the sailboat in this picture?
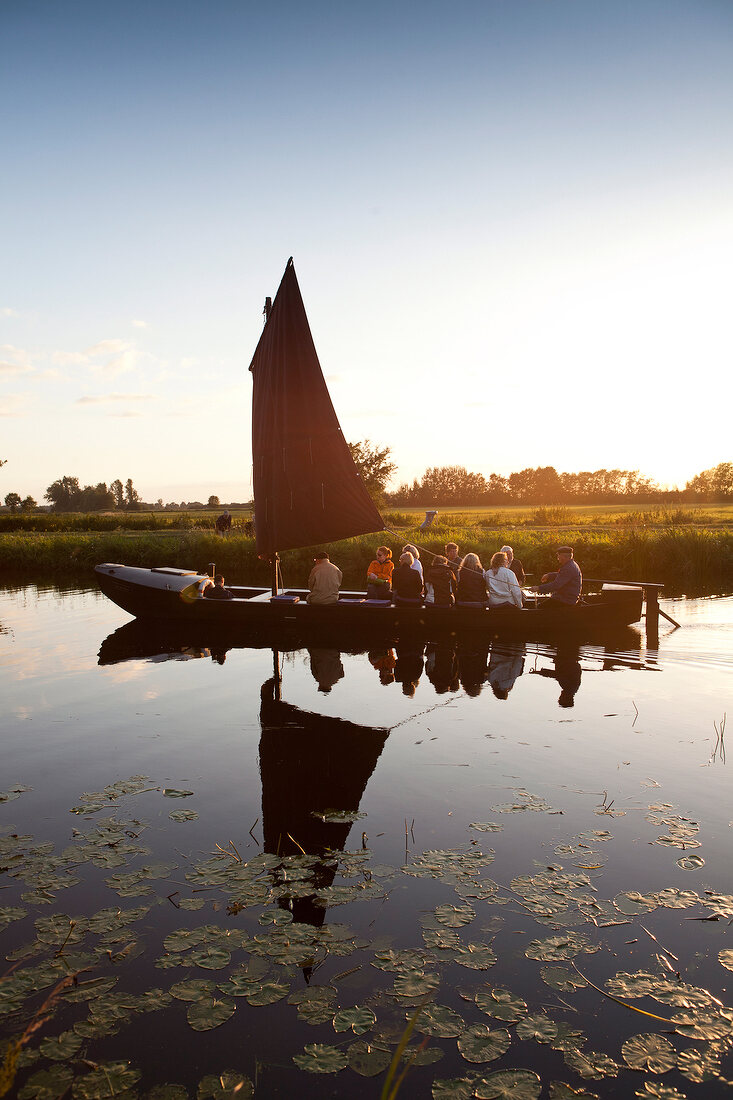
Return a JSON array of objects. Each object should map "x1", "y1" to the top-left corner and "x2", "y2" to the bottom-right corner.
[{"x1": 95, "y1": 259, "x2": 643, "y2": 639}]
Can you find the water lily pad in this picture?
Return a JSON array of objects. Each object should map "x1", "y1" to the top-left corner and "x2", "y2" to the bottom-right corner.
[
  {"x1": 432, "y1": 1079, "x2": 476, "y2": 1099},
  {"x1": 540, "y1": 966, "x2": 588, "y2": 992},
  {"x1": 38, "y1": 1031, "x2": 82, "y2": 1060},
  {"x1": 434, "y1": 903, "x2": 475, "y2": 927},
  {"x1": 525, "y1": 932, "x2": 597, "y2": 962},
  {"x1": 169, "y1": 809, "x2": 199, "y2": 822},
  {"x1": 292, "y1": 1043, "x2": 348, "y2": 1074},
  {"x1": 473, "y1": 1068, "x2": 541, "y2": 1098},
  {"x1": 147, "y1": 1087, "x2": 189, "y2": 1100},
  {"x1": 347, "y1": 1039, "x2": 392, "y2": 1076},
  {"x1": 563, "y1": 1049, "x2": 619, "y2": 1080},
  {"x1": 677, "y1": 1045, "x2": 722, "y2": 1083},
  {"x1": 245, "y1": 980, "x2": 289, "y2": 1006},
  {"x1": 196, "y1": 1072, "x2": 253, "y2": 1098},
  {"x1": 621, "y1": 1033, "x2": 676, "y2": 1073},
  {"x1": 458, "y1": 1023, "x2": 511, "y2": 1063},
  {"x1": 549, "y1": 1085, "x2": 599, "y2": 1099},
  {"x1": 311, "y1": 808, "x2": 367, "y2": 823},
  {"x1": 393, "y1": 971, "x2": 441, "y2": 1001},
  {"x1": 189, "y1": 944, "x2": 231, "y2": 970},
  {"x1": 719, "y1": 948, "x2": 733, "y2": 972},
  {"x1": 634, "y1": 1085, "x2": 688, "y2": 1099},
  {"x1": 469, "y1": 822, "x2": 504, "y2": 832},
  {"x1": 672, "y1": 1008, "x2": 733, "y2": 1040},
  {"x1": 455, "y1": 943, "x2": 496, "y2": 970},
  {"x1": 72, "y1": 1062, "x2": 141, "y2": 1098},
  {"x1": 415, "y1": 1004, "x2": 465, "y2": 1038},
  {"x1": 516, "y1": 1014, "x2": 558, "y2": 1043},
  {"x1": 333, "y1": 1005, "x2": 376, "y2": 1034},
  {"x1": 17, "y1": 1064, "x2": 74, "y2": 1100},
  {"x1": 186, "y1": 997, "x2": 235, "y2": 1030},
  {"x1": 164, "y1": 788, "x2": 194, "y2": 798},
  {"x1": 475, "y1": 988, "x2": 527, "y2": 1023}
]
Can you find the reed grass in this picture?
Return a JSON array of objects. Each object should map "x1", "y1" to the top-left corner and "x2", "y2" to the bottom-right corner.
[{"x1": 0, "y1": 527, "x2": 731, "y2": 596}]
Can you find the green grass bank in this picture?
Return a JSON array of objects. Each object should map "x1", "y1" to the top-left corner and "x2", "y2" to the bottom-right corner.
[{"x1": 1, "y1": 527, "x2": 731, "y2": 597}]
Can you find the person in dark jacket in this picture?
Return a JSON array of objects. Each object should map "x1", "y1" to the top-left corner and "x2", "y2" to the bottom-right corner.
[
  {"x1": 456, "y1": 553, "x2": 488, "y2": 605},
  {"x1": 392, "y1": 552, "x2": 424, "y2": 603},
  {"x1": 425, "y1": 555, "x2": 457, "y2": 606},
  {"x1": 534, "y1": 546, "x2": 582, "y2": 607},
  {"x1": 500, "y1": 545, "x2": 525, "y2": 585},
  {"x1": 204, "y1": 574, "x2": 233, "y2": 600}
]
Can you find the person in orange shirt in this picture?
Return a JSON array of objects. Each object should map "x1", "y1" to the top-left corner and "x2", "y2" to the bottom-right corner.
[{"x1": 366, "y1": 546, "x2": 394, "y2": 600}]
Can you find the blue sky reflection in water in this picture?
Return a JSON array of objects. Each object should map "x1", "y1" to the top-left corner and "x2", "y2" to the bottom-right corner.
[{"x1": 1, "y1": 585, "x2": 732, "y2": 1097}]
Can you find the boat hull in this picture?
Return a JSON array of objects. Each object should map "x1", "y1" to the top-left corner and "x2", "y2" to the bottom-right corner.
[{"x1": 95, "y1": 564, "x2": 643, "y2": 642}]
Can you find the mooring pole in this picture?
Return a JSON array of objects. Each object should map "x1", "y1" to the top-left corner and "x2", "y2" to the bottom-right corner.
[{"x1": 271, "y1": 552, "x2": 280, "y2": 598}]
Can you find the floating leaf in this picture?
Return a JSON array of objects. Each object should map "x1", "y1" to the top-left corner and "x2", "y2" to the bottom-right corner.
[
  {"x1": 473, "y1": 1068, "x2": 541, "y2": 1098},
  {"x1": 245, "y1": 980, "x2": 289, "y2": 1006},
  {"x1": 525, "y1": 933, "x2": 597, "y2": 962},
  {"x1": 458, "y1": 1023, "x2": 511, "y2": 1063},
  {"x1": 677, "y1": 1045, "x2": 722, "y2": 1083},
  {"x1": 540, "y1": 967, "x2": 588, "y2": 993},
  {"x1": 164, "y1": 789, "x2": 194, "y2": 798},
  {"x1": 169, "y1": 809, "x2": 199, "y2": 822},
  {"x1": 549, "y1": 1085, "x2": 599, "y2": 1099},
  {"x1": 516, "y1": 1014, "x2": 558, "y2": 1043},
  {"x1": 189, "y1": 944, "x2": 231, "y2": 970},
  {"x1": 17, "y1": 1065, "x2": 74, "y2": 1100},
  {"x1": 415, "y1": 1004, "x2": 465, "y2": 1038},
  {"x1": 196, "y1": 1071, "x2": 253, "y2": 1099},
  {"x1": 333, "y1": 1005, "x2": 376, "y2": 1034},
  {"x1": 186, "y1": 997, "x2": 235, "y2": 1031},
  {"x1": 475, "y1": 988, "x2": 527, "y2": 1023},
  {"x1": 469, "y1": 822, "x2": 503, "y2": 832},
  {"x1": 72, "y1": 1062, "x2": 141, "y2": 1098},
  {"x1": 292, "y1": 1043, "x2": 347, "y2": 1074},
  {"x1": 634, "y1": 1085, "x2": 688, "y2": 1099},
  {"x1": 147, "y1": 1087, "x2": 189, "y2": 1100},
  {"x1": 719, "y1": 948, "x2": 733, "y2": 972},
  {"x1": 393, "y1": 971, "x2": 441, "y2": 1001},
  {"x1": 311, "y1": 808, "x2": 367, "y2": 823},
  {"x1": 563, "y1": 1049, "x2": 619, "y2": 1080},
  {"x1": 38, "y1": 1031, "x2": 82, "y2": 1060},
  {"x1": 347, "y1": 1039, "x2": 392, "y2": 1077},
  {"x1": 455, "y1": 943, "x2": 496, "y2": 970},
  {"x1": 431, "y1": 1078, "x2": 476, "y2": 1099},
  {"x1": 434, "y1": 903, "x2": 475, "y2": 928},
  {"x1": 622, "y1": 1033, "x2": 676, "y2": 1073}
]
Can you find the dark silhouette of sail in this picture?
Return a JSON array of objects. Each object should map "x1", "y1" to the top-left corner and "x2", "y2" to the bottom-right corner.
[
  {"x1": 258, "y1": 676, "x2": 389, "y2": 928},
  {"x1": 249, "y1": 258, "x2": 384, "y2": 556}
]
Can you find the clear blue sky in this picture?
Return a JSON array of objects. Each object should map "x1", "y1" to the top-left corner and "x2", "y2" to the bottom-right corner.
[{"x1": 2, "y1": 0, "x2": 731, "y2": 503}]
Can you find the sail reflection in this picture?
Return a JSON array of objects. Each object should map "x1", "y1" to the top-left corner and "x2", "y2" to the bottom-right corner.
[{"x1": 259, "y1": 670, "x2": 389, "y2": 934}]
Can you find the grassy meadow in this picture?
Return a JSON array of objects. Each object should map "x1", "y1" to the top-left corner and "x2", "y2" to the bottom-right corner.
[{"x1": 0, "y1": 507, "x2": 731, "y2": 595}]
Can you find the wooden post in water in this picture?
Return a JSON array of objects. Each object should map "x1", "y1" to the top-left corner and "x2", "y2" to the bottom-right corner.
[{"x1": 271, "y1": 553, "x2": 279, "y2": 598}]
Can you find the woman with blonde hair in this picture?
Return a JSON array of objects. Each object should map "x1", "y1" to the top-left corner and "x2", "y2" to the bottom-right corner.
[
  {"x1": 486, "y1": 551, "x2": 522, "y2": 611},
  {"x1": 392, "y1": 552, "x2": 424, "y2": 603},
  {"x1": 366, "y1": 545, "x2": 394, "y2": 601},
  {"x1": 456, "y1": 552, "x2": 488, "y2": 606},
  {"x1": 401, "y1": 544, "x2": 424, "y2": 584}
]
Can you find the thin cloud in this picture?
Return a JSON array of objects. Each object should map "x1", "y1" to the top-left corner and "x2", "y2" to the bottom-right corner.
[
  {"x1": 1, "y1": 307, "x2": 19, "y2": 318},
  {"x1": 0, "y1": 393, "x2": 28, "y2": 417},
  {"x1": 131, "y1": 319, "x2": 148, "y2": 328},
  {"x1": 0, "y1": 360, "x2": 30, "y2": 375},
  {"x1": 76, "y1": 393, "x2": 154, "y2": 405}
]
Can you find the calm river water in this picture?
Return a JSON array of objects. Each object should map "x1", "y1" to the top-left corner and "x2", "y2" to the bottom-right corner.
[{"x1": 1, "y1": 585, "x2": 732, "y2": 1099}]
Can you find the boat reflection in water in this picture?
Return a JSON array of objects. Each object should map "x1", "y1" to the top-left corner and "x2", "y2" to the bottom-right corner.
[{"x1": 259, "y1": 666, "x2": 389, "y2": 940}]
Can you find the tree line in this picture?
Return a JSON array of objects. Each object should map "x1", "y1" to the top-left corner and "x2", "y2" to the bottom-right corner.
[{"x1": 387, "y1": 461, "x2": 733, "y2": 506}]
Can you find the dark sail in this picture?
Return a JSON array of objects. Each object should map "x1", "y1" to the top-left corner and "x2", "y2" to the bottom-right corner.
[{"x1": 249, "y1": 258, "x2": 385, "y2": 557}]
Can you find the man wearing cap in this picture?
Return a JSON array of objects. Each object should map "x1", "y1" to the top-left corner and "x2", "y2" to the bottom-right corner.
[
  {"x1": 444, "y1": 542, "x2": 462, "y2": 577},
  {"x1": 534, "y1": 546, "x2": 582, "y2": 607},
  {"x1": 500, "y1": 545, "x2": 525, "y2": 585}
]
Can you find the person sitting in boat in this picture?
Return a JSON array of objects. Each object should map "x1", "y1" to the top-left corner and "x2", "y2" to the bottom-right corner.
[
  {"x1": 366, "y1": 546, "x2": 394, "y2": 600},
  {"x1": 499, "y1": 544, "x2": 525, "y2": 585},
  {"x1": 456, "y1": 553, "x2": 488, "y2": 606},
  {"x1": 485, "y1": 552, "x2": 523, "y2": 611},
  {"x1": 425, "y1": 554, "x2": 457, "y2": 606},
  {"x1": 402, "y1": 544, "x2": 424, "y2": 584},
  {"x1": 445, "y1": 542, "x2": 462, "y2": 576},
  {"x1": 392, "y1": 552, "x2": 424, "y2": 603},
  {"x1": 533, "y1": 546, "x2": 582, "y2": 607},
  {"x1": 215, "y1": 510, "x2": 232, "y2": 535},
  {"x1": 204, "y1": 574, "x2": 233, "y2": 600},
  {"x1": 307, "y1": 552, "x2": 343, "y2": 605}
]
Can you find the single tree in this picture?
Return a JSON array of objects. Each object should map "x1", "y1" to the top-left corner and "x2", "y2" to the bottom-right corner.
[
  {"x1": 124, "y1": 478, "x2": 140, "y2": 510},
  {"x1": 208, "y1": 494, "x2": 220, "y2": 508},
  {"x1": 110, "y1": 478, "x2": 125, "y2": 509},
  {"x1": 348, "y1": 440, "x2": 396, "y2": 504},
  {"x1": 21, "y1": 495, "x2": 37, "y2": 512},
  {"x1": 45, "y1": 475, "x2": 81, "y2": 511},
  {"x1": 4, "y1": 491, "x2": 21, "y2": 512}
]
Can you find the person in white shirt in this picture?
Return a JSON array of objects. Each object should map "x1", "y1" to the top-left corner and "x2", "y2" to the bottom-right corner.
[
  {"x1": 485, "y1": 552, "x2": 523, "y2": 611},
  {"x1": 401, "y1": 544, "x2": 424, "y2": 584}
]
